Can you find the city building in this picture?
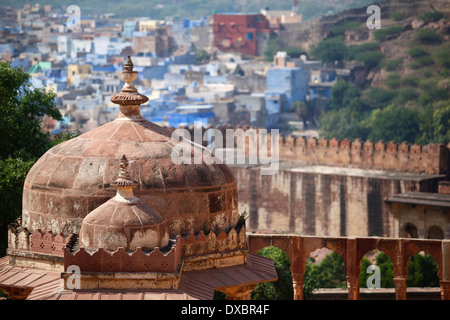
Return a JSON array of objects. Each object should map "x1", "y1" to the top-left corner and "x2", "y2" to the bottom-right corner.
[{"x1": 212, "y1": 13, "x2": 274, "y2": 57}]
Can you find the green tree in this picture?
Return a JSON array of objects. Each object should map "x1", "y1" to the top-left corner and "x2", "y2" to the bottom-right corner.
[
  {"x1": 306, "y1": 251, "x2": 346, "y2": 289},
  {"x1": 431, "y1": 104, "x2": 450, "y2": 143},
  {"x1": 368, "y1": 105, "x2": 421, "y2": 144},
  {"x1": 264, "y1": 37, "x2": 285, "y2": 62},
  {"x1": 251, "y1": 246, "x2": 293, "y2": 300},
  {"x1": 0, "y1": 60, "x2": 62, "y2": 160},
  {"x1": 0, "y1": 61, "x2": 66, "y2": 256},
  {"x1": 407, "y1": 254, "x2": 440, "y2": 287},
  {"x1": 311, "y1": 38, "x2": 348, "y2": 63}
]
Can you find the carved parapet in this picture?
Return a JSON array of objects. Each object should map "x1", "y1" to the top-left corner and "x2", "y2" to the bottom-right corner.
[
  {"x1": 180, "y1": 226, "x2": 247, "y2": 257},
  {"x1": 64, "y1": 235, "x2": 183, "y2": 273},
  {"x1": 30, "y1": 229, "x2": 75, "y2": 257}
]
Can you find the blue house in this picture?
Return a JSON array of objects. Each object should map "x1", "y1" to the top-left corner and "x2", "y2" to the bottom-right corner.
[{"x1": 265, "y1": 67, "x2": 309, "y2": 112}]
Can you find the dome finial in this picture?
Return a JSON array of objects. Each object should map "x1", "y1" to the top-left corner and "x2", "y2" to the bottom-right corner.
[
  {"x1": 110, "y1": 56, "x2": 149, "y2": 120},
  {"x1": 111, "y1": 154, "x2": 139, "y2": 192},
  {"x1": 124, "y1": 55, "x2": 134, "y2": 71}
]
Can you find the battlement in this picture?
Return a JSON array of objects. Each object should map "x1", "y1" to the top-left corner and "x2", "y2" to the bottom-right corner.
[{"x1": 171, "y1": 125, "x2": 449, "y2": 175}]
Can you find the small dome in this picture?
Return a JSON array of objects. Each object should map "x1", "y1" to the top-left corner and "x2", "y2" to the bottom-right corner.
[{"x1": 80, "y1": 155, "x2": 169, "y2": 251}]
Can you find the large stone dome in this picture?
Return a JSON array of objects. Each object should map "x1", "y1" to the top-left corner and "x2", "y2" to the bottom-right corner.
[{"x1": 22, "y1": 56, "x2": 238, "y2": 237}]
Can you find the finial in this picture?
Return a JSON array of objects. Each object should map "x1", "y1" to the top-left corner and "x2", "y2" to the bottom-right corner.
[
  {"x1": 110, "y1": 56, "x2": 149, "y2": 113},
  {"x1": 111, "y1": 155, "x2": 139, "y2": 190},
  {"x1": 124, "y1": 55, "x2": 134, "y2": 71}
]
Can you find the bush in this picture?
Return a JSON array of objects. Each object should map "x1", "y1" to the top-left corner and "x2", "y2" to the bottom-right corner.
[
  {"x1": 374, "y1": 26, "x2": 403, "y2": 41},
  {"x1": 394, "y1": 87, "x2": 419, "y2": 104},
  {"x1": 418, "y1": 11, "x2": 444, "y2": 22},
  {"x1": 383, "y1": 58, "x2": 403, "y2": 71},
  {"x1": 366, "y1": 87, "x2": 396, "y2": 108},
  {"x1": 385, "y1": 73, "x2": 402, "y2": 89},
  {"x1": 252, "y1": 247, "x2": 293, "y2": 300},
  {"x1": 434, "y1": 48, "x2": 450, "y2": 69},
  {"x1": 408, "y1": 47, "x2": 429, "y2": 58},
  {"x1": 347, "y1": 42, "x2": 380, "y2": 60},
  {"x1": 354, "y1": 51, "x2": 384, "y2": 70},
  {"x1": 415, "y1": 28, "x2": 441, "y2": 45},
  {"x1": 409, "y1": 55, "x2": 434, "y2": 69},
  {"x1": 401, "y1": 75, "x2": 419, "y2": 87},
  {"x1": 311, "y1": 38, "x2": 348, "y2": 62}
]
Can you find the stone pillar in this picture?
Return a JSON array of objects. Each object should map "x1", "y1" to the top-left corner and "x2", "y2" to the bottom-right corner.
[
  {"x1": 292, "y1": 274, "x2": 304, "y2": 300},
  {"x1": 393, "y1": 240, "x2": 407, "y2": 300},
  {"x1": 393, "y1": 277, "x2": 407, "y2": 300},
  {"x1": 346, "y1": 237, "x2": 360, "y2": 300},
  {"x1": 291, "y1": 237, "x2": 305, "y2": 300},
  {"x1": 222, "y1": 284, "x2": 257, "y2": 300},
  {"x1": 441, "y1": 240, "x2": 450, "y2": 300}
]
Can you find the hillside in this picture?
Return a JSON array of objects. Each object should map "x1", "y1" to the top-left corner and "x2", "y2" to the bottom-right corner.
[{"x1": 311, "y1": 8, "x2": 450, "y2": 145}]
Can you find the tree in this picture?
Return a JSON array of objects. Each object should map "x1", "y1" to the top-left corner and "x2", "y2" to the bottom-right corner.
[
  {"x1": 0, "y1": 61, "x2": 66, "y2": 256},
  {"x1": 251, "y1": 246, "x2": 293, "y2": 300},
  {"x1": 310, "y1": 38, "x2": 348, "y2": 63},
  {"x1": 0, "y1": 60, "x2": 62, "y2": 160},
  {"x1": 368, "y1": 105, "x2": 421, "y2": 144},
  {"x1": 306, "y1": 251, "x2": 347, "y2": 289},
  {"x1": 264, "y1": 37, "x2": 285, "y2": 62}
]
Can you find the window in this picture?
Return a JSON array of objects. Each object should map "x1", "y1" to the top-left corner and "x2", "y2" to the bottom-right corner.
[{"x1": 246, "y1": 32, "x2": 253, "y2": 41}]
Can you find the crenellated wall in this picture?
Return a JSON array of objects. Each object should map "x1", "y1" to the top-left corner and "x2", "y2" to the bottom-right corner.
[
  {"x1": 171, "y1": 126, "x2": 449, "y2": 175},
  {"x1": 171, "y1": 125, "x2": 449, "y2": 238}
]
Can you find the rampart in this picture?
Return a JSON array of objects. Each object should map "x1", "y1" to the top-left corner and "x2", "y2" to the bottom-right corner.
[{"x1": 170, "y1": 125, "x2": 450, "y2": 175}]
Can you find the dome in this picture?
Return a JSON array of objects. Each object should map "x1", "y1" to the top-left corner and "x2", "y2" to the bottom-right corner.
[
  {"x1": 80, "y1": 155, "x2": 169, "y2": 251},
  {"x1": 22, "y1": 56, "x2": 238, "y2": 237}
]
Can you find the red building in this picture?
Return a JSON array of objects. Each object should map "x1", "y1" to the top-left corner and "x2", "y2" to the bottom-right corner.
[{"x1": 212, "y1": 13, "x2": 275, "y2": 57}]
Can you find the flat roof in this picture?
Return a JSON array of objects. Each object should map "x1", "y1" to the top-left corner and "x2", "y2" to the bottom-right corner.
[{"x1": 385, "y1": 192, "x2": 450, "y2": 208}]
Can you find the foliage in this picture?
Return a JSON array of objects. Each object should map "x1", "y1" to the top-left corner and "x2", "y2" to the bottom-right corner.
[
  {"x1": 306, "y1": 252, "x2": 346, "y2": 289},
  {"x1": 409, "y1": 55, "x2": 434, "y2": 69},
  {"x1": 418, "y1": 11, "x2": 444, "y2": 22},
  {"x1": 384, "y1": 73, "x2": 401, "y2": 89},
  {"x1": 407, "y1": 254, "x2": 440, "y2": 287},
  {"x1": 0, "y1": 61, "x2": 73, "y2": 257},
  {"x1": 264, "y1": 36, "x2": 285, "y2": 61},
  {"x1": 374, "y1": 26, "x2": 403, "y2": 41},
  {"x1": 415, "y1": 28, "x2": 441, "y2": 45},
  {"x1": 368, "y1": 105, "x2": 421, "y2": 144},
  {"x1": 354, "y1": 51, "x2": 384, "y2": 70},
  {"x1": 383, "y1": 58, "x2": 403, "y2": 71},
  {"x1": 252, "y1": 246, "x2": 293, "y2": 300},
  {"x1": 408, "y1": 47, "x2": 429, "y2": 58},
  {"x1": 195, "y1": 49, "x2": 209, "y2": 65},
  {"x1": 310, "y1": 38, "x2": 348, "y2": 63},
  {"x1": 0, "y1": 61, "x2": 62, "y2": 160},
  {"x1": 433, "y1": 48, "x2": 450, "y2": 69}
]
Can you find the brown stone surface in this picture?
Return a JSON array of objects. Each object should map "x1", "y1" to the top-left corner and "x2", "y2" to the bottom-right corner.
[{"x1": 23, "y1": 119, "x2": 239, "y2": 237}]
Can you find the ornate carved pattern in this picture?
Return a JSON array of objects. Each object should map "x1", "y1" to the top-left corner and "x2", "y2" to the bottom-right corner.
[{"x1": 64, "y1": 226, "x2": 247, "y2": 273}]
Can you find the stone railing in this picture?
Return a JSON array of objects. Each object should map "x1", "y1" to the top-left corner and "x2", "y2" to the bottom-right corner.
[{"x1": 247, "y1": 234, "x2": 450, "y2": 300}]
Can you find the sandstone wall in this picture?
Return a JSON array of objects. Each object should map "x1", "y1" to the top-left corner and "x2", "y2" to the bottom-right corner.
[{"x1": 231, "y1": 164, "x2": 444, "y2": 237}]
